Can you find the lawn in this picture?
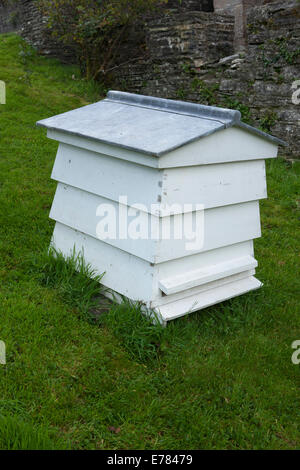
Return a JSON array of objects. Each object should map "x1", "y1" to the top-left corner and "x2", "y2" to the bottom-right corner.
[{"x1": 0, "y1": 34, "x2": 299, "y2": 450}]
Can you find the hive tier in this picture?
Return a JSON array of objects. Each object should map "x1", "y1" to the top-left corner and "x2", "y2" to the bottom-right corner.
[{"x1": 37, "y1": 91, "x2": 284, "y2": 324}]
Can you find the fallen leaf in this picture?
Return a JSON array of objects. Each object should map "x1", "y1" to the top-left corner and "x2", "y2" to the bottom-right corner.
[{"x1": 108, "y1": 426, "x2": 121, "y2": 434}]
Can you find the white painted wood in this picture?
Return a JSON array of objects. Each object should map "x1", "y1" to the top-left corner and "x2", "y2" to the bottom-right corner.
[
  {"x1": 52, "y1": 143, "x2": 163, "y2": 208},
  {"x1": 95, "y1": 240, "x2": 256, "y2": 306},
  {"x1": 47, "y1": 130, "x2": 159, "y2": 169},
  {"x1": 151, "y1": 240, "x2": 255, "y2": 302},
  {"x1": 101, "y1": 269, "x2": 256, "y2": 326},
  {"x1": 52, "y1": 221, "x2": 260, "y2": 313},
  {"x1": 52, "y1": 144, "x2": 267, "y2": 211},
  {"x1": 161, "y1": 160, "x2": 267, "y2": 208},
  {"x1": 154, "y1": 201, "x2": 261, "y2": 263},
  {"x1": 47, "y1": 126, "x2": 278, "y2": 169},
  {"x1": 156, "y1": 240, "x2": 254, "y2": 281},
  {"x1": 42, "y1": 93, "x2": 279, "y2": 322},
  {"x1": 158, "y1": 255, "x2": 258, "y2": 295},
  {"x1": 50, "y1": 183, "x2": 261, "y2": 263},
  {"x1": 51, "y1": 222, "x2": 156, "y2": 301},
  {"x1": 156, "y1": 276, "x2": 262, "y2": 322},
  {"x1": 150, "y1": 269, "x2": 256, "y2": 309},
  {"x1": 159, "y1": 127, "x2": 278, "y2": 168}
]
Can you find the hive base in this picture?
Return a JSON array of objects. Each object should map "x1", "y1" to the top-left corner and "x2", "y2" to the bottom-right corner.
[{"x1": 103, "y1": 276, "x2": 262, "y2": 326}]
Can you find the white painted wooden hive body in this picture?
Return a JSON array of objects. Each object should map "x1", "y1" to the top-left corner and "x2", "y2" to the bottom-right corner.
[{"x1": 37, "y1": 91, "x2": 285, "y2": 324}]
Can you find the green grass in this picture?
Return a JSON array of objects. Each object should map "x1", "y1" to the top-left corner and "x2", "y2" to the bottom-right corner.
[
  {"x1": 0, "y1": 413, "x2": 67, "y2": 450},
  {"x1": 31, "y1": 246, "x2": 105, "y2": 319},
  {"x1": 0, "y1": 34, "x2": 299, "y2": 450}
]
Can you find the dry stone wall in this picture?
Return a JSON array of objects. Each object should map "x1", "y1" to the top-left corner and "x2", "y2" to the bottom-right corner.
[
  {"x1": 0, "y1": 0, "x2": 299, "y2": 158},
  {"x1": 0, "y1": 0, "x2": 74, "y2": 62},
  {"x1": 0, "y1": 0, "x2": 22, "y2": 33},
  {"x1": 214, "y1": 0, "x2": 280, "y2": 15},
  {"x1": 114, "y1": 0, "x2": 300, "y2": 159}
]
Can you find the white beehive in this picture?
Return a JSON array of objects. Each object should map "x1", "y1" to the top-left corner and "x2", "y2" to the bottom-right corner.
[{"x1": 37, "y1": 91, "x2": 285, "y2": 325}]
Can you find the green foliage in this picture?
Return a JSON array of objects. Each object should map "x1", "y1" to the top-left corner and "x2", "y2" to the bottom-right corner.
[
  {"x1": 0, "y1": 415, "x2": 66, "y2": 450},
  {"x1": 259, "y1": 110, "x2": 278, "y2": 133},
  {"x1": 222, "y1": 97, "x2": 253, "y2": 125},
  {"x1": 31, "y1": 247, "x2": 104, "y2": 318},
  {"x1": 260, "y1": 37, "x2": 300, "y2": 71},
  {"x1": 178, "y1": 63, "x2": 253, "y2": 122},
  {"x1": 176, "y1": 87, "x2": 188, "y2": 100},
  {"x1": 191, "y1": 78, "x2": 220, "y2": 106},
  {"x1": 8, "y1": 10, "x2": 21, "y2": 28},
  {"x1": 247, "y1": 23, "x2": 258, "y2": 34},
  {"x1": 99, "y1": 299, "x2": 165, "y2": 364},
  {"x1": 181, "y1": 62, "x2": 195, "y2": 75},
  {"x1": 37, "y1": 0, "x2": 166, "y2": 80},
  {"x1": 274, "y1": 37, "x2": 300, "y2": 65}
]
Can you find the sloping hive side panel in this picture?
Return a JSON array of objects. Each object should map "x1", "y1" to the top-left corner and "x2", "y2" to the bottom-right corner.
[
  {"x1": 50, "y1": 183, "x2": 262, "y2": 263},
  {"x1": 157, "y1": 240, "x2": 254, "y2": 279},
  {"x1": 52, "y1": 144, "x2": 267, "y2": 210},
  {"x1": 161, "y1": 160, "x2": 267, "y2": 208},
  {"x1": 52, "y1": 220, "x2": 258, "y2": 310},
  {"x1": 51, "y1": 222, "x2": 156, "y2": 301},
  {"x1": 52, "y1": 143, "x2": 163, "y2": 208}
]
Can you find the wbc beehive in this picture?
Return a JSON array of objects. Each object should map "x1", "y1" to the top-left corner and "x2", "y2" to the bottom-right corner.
[{"x1": 37, "y1": 91, "x2": 285, "y2": 325}]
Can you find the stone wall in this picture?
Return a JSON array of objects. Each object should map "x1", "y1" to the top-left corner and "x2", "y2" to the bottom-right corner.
[
  {"x1": 0, "y1": 0, "x2": 22, "y2": 33},
  {"x1": 214, "y1": 0, "x2": 279, "y2": 15},
  {"x1": 214, "y1": 0, "x2": 240, "y2": 13},
  {"x1": 114, "y1": 11, "x2": 234, "y2": 92},
  {"x1": 0, "y1": 0, "x2": 298, "y2": 158},
  {"x1": 216, "y1": 0, "x2": 300, "y2": 158},
  {"x1": 213, "y1": 0, "x2": 288, "y2": 51},
  {"x1": 167, "y1": 0, "x2": 214, "y2": 11},
  {"x1": 19, "y1": 0, "x2": 74, "y2": 62},
  {"x1": 0, "y1": 0, "x2": 215, "y2": 61},
  {"x1": 114, "y1": 0, "x2": 300, "y2": 159},
  {"x1": 0, "y1": 0, "x2": 74, "y2": 62}
]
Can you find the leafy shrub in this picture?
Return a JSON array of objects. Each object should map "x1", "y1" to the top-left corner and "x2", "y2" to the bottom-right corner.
[{"x1": 38, "y1": 0, "x2": 166, "y2": 80}]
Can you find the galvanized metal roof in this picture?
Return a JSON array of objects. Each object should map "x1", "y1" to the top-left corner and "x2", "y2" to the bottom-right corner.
[{"x1": 37, "y1": 91, "x2": 286, "y2": 156}]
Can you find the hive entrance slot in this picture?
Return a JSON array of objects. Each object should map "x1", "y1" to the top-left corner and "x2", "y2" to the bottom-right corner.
[{"x1": 158, "y1": 256, "x2": 258, "y2": 296}]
